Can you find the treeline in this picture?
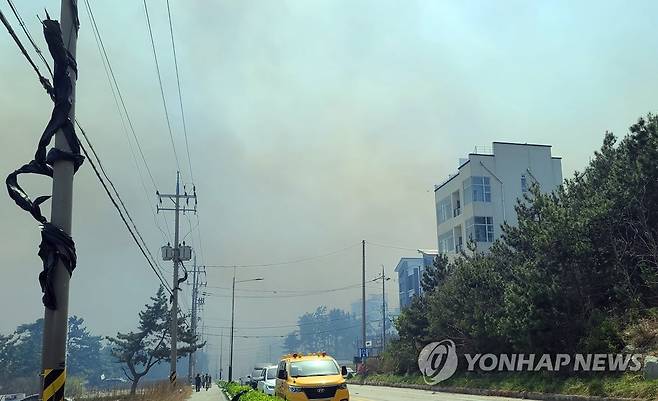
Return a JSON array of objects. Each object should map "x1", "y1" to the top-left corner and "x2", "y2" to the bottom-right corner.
[
  {"x1": 385, "y1": 114, "x2": 658, "y2": 374},
  {"x1": 0, "y1": 316, "x2": 121, "y2": 393},
  {"x1": 0, "y1": 286, "x2": 203, "y2": 395},
  {"x1": 283, "y1": 306, "x2": 361, "y2": 360}
]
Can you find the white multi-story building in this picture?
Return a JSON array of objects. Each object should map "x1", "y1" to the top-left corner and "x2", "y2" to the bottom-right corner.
[{"x1": 434, "y1": 142, "x2": 563, "y2": 254}]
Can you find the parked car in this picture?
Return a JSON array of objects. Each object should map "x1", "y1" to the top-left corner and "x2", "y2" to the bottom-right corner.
[
  {"x1": 256, "y1": 365, "x2": 278, "y2": 395},
  {"x1": 248, "y1": 363, "x2": 269, "y2": 388}
]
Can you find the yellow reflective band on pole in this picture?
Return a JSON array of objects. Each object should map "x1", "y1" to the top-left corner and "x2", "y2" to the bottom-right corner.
[
  {"x1": 170, "y1": 371, "x2": 177, "y2": 383},
  {"x1": 43, "y1": 368, "x2": 66, "y2": 401}
]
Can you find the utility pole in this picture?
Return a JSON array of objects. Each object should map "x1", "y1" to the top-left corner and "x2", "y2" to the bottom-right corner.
[
  {"x1": 381, "y1": 265, "x2": 386, "y2": 349},
  {"x1": 361, "y1": 240, "x2": 366, "y2": 364},
  {"x1": 41, "y1": 1, "x2": 78, "y2": 400},
  {"x1": 228, "y1": 268, "x2": 236, "y2": 382},
  {"x1": 373, "y1": 265, "x2": 390, "y2": 354},
  {"x1": 219, "y1": 330, "x2": 223, "y2": 380},
  {"x1": 188, "y1": 252, "x2": 199, "y2": 383},
  {"x1": 157, "y1": 172, "x2": 196, "y2": 386}
]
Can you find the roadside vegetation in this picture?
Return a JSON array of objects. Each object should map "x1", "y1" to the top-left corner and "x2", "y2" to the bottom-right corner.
[
  {"x1": 351, "y1": 372, "x2": 658, "y2": 399},
  {"x1": 82, "y1": 381, "x2": 191, "y2": 401},
  {"x1": 376, "y1": 114, "x2": 658, "y2": 398},
  {"x1": 219, "y1": 381, "x2": 284, "y2": 401}
]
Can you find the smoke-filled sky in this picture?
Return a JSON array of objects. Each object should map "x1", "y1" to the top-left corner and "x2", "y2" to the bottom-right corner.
[{"x1": 2, "y1": 0, "x2": 658, "y2": 376}]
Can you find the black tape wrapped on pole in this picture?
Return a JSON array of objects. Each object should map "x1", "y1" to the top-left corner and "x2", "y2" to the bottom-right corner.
[{"x1": 5, "y1": 15, "x2": 83, "y2": 310}]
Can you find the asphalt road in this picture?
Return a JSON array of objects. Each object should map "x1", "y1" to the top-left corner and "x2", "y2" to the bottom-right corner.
[{"x1": 348, "y1": 384, "x2": 538, "y2": 401}]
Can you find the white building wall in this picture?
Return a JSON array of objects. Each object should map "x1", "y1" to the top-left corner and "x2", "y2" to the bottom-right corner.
[{"x1": 434, "y1": 142, "x2": 563, "y2": 254}]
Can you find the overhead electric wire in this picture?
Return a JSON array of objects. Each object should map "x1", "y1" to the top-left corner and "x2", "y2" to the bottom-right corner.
[
  {"x1": 205, "y1": 314, "x2": 369, "y2": 331},
  {"x1": 76, "y1": 119, "x2": 168, "y2": 283},
  {"x1": 367, "y1": 241, "x2": 421, "y2": 252},
  {"x1": 204, "y1": 243, "x2": 361, "y2": 268},
  {"x1": 142, "y1": 0, "x2": 181, "y2": 172},
  {"x1": 77, "y1": 130, "x2": 173, "y2": 296},
  {"x1": 203, "y1": 285, "x2": 379, "y2": 299},
  {"x1": 1, "y1": 9, "x2": 173, "y2": 296},
  {"x1": 193, "y1": 214, "x2": 206, "y2": 277},
  {"x1": 165, "y1": 0, "x2": 194, "y2": 183},
  {"x1": 204, "y1": 278, "x2": 379, "y2": 296},
  {"x1": 202, "y1": 319, "x2": 383, "y2": 339},
  {"x1": 83, "y1": 0, "x2": 158, "y2": 190},
  {"x1": 82, "y1": 0, "x2": 171, "y2": 244},
  {"x1": 5, "y1": 0, "x2": 52, "y2": 77},
  {"x1": 0, "y1": 7, "x2": 52, "y2": 93}
]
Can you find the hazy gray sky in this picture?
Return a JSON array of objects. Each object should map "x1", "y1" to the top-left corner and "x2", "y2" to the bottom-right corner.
[{"x1": 2, "y1": 0, "x2": 658, "y2": 375}]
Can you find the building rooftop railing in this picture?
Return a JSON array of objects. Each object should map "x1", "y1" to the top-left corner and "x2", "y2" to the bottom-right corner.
[{"x1": 473, "y1": 145, "x2": 494, "y2": 154}]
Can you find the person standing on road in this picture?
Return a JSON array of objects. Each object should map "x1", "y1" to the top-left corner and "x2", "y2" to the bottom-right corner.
[
  {"x1": 206, "y1": 373, "x2": 212, "y2": 390},
  {"x1": 195, "y1": 373, "x2": 201, "y2": 392}
]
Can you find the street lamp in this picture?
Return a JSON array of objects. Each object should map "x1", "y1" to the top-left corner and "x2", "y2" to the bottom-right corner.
[{"x1": 228, "y1": 270, "x2": 263, "y2": 382}]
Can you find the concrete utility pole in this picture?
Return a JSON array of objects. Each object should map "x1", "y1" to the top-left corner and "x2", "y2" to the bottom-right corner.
[
  {"x1": 381, "y1": 265, "x2": 387, "y2": 349},
  {"x1": 157, "y1": 171, "x2": 196, "y2": 385},
  {"x1": 361, "y1": 240, "x2": 366, "y2": 359},
  {"x1": 228, "y1": 269, "x2": 236, "y2": 382},
  {"x1": 188, "y1": 252, "x2": 199, "y2": 383},
  {"x1": 41, "y1": 1, "x2": 78, "y2": 400},
  {"x1": 219, "y1": 330, "x2": 223, "y2": 380},
  {"x1": 373, "y1": 265, "x2": 390, "y2": 354}
]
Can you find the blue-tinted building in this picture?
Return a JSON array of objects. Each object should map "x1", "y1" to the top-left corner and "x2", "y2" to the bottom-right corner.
[{"x1": 394, "y1": 250, "x2": 437, "y2": 309}]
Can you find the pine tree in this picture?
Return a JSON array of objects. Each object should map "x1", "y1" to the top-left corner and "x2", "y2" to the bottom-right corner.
[{"x1": 107, "y1": 286, "x2": 203, "y2": 394}]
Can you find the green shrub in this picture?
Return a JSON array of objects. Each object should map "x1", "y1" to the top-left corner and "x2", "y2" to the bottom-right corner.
[{"x1": 218, "y1": 381, "x2": 284, "y2": 401}]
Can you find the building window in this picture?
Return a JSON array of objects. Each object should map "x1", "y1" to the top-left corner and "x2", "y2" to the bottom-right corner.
[
  {"x1": 412, "y1": 268, "x2": 420, "y2": 294},
  {"x1": 463, "y1": 176, "x2": 491, "y2": 204},
  {"x1": 452, "y1": 191, "x2": 461, "y2": 217},
  {"x1": 521, "y1": 175, "x2": 528, "y2": 193},
  {"x1": 465, "y1": 216, "x2": 494, "y2": 242},
  {"x1": 438, "y1": 231, "x2": 455, "y2": 253},
  {"x1": 437, "y1": 196, "x2": 452, "y2": 224}
]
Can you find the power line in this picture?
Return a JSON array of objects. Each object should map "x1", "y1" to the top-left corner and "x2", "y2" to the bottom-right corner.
[
  {"x1": 83, "y1": 0, "x2": 158, "y2": 190},
  {"x1": 202, "y1": 319, "x2": 383, "y2": 339},
  {"x1": 77, "y1": 126, "x2": 173, "y2": 296},
  {"x1": 76, "y1": 119, "x2": 166, "y2": 278},
  {"x1": 205, "y1": 315, "x2": 365, "y2": 331},
  {"x1": 204, "y1": 243, "x2": 361, "y2": 268},
  {"x1": 165, "y1": 0, "x2": 194, "y2": 183},
  {"x1": 82, "y1": 0, "x2": 171, "y2": 245},
  {"x1": 5, "y1": 0, "x2": 52, "y2": 77},
  {"x1": 204, "y1": 279, "x2": 379, "y2": 297},
  {"x1": 0, "y1": 6, "x2": 52, "y2": 94},
  {"x1": 1, "y1": 7, "x2": 173, "y2": 296},
  {"x1": 142, "y1": 0, "x2": 181, "y2": 172},
  {"x1": 367, "y1": 241, "x2": 421, "y2": 252}
]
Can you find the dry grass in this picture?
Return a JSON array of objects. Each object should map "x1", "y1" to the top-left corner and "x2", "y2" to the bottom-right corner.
[{"x1": 82, "y1": 381, "x2": 191, "y2": 401}]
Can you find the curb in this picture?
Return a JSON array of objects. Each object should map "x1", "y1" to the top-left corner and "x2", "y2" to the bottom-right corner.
[{"x1": 349, "y1": 380, "x2": 647, "y2": 401}]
